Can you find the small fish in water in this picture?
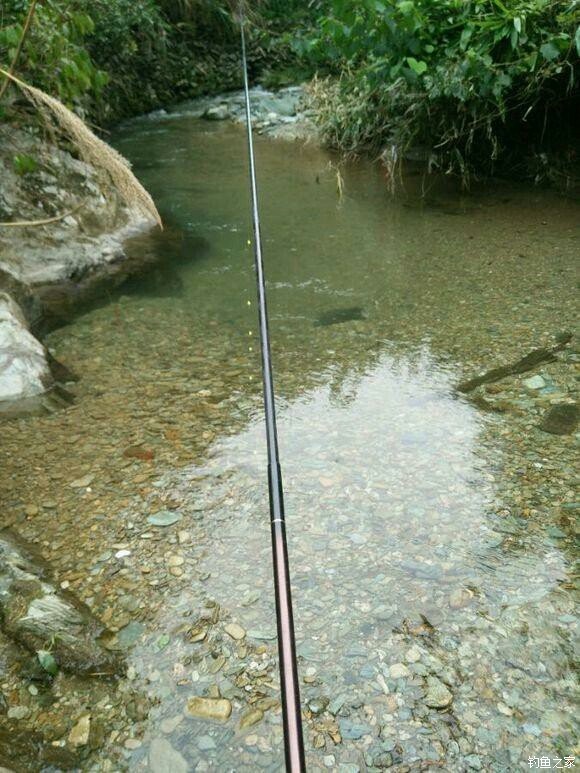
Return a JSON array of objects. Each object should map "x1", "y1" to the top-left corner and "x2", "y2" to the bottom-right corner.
[{"x1": 314, "y1": 306, "x2": 367, "y2": 327}]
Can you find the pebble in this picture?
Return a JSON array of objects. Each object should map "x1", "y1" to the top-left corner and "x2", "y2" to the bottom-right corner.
[
  {"x1": 68, "y1": 715, "x2": 91, "y2": 747},
  {"x1": 464, "y1": 754, "x2": 483, "y2": 770},
  {"x1": 523, "y1": 375, "x2": 546, "y2": 390},
  {"x1": 389, "y1": 663, "x2": 411, "y2": 679},
  {"x1": 124, "y1": 738, "x2": 142, "y2": 750},
  {"x1": 405, "y1": 646, "x2": 421, "y2": 663},
  {"x1": 424, "y1": 677, "x2": 453, "y2": 709},
  {"x1": 148, "y1": 738, "x2": 188, "y2": 773},
  {"x1": 224, "y1": 623, "x2": 246, "y2": 640},
  {"x1": 449, "y1": 588, "x2": 473, "y2": 609},
  {"x1": 186, "y1": 696, "x2": 232, "y2": 721},
  {"x1": 7, "y1": 705, "x2": 30, "y2": 720},
  {"x1": 147, "y1": 510, "x2": 182, "y2": 527},
  {"x1": 239, "y1": 708, "x2": 264, "y2": 729},
  {"x1": 69, "y1": 473, "x2": 95, "y2": 489},
  {"x1": 338, "y1": 719, "x2": 371, "y2": 740}
]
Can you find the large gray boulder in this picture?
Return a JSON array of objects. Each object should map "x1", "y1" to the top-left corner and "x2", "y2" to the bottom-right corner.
[
  {"x1": 0, "y1": 529, "x2": 121, "y2": 675},
  {"x1": 0, "y1": 292, "x2": 52, "y2": 404}
]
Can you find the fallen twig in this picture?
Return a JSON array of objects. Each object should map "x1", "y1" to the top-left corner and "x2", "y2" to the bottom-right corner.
[
  {"x1": 0, "y1": 199, "x2": 87, "y2": 227},
  {"x1": 456, "y1": 333, "x2": 573, "y2": 393}
]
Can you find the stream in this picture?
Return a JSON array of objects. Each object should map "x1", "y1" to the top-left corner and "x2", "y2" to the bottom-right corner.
[{"x1": 0, "y1": 96, "x2": 578, "y2": 771}]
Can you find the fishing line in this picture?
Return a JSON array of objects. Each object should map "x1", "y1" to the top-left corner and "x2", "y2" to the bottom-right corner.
[{"x1": 237, "y1": 4, "x2": 306, "y2": 771}]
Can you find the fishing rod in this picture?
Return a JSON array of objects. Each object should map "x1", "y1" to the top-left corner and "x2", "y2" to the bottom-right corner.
[{"x1": 237, "y1": 4, "x2": 306, "y2": 771}]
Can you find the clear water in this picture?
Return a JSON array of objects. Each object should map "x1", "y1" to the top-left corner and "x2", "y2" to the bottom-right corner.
[{"x1": 1, "y1": 108, "x2": 578, "y2": 771}]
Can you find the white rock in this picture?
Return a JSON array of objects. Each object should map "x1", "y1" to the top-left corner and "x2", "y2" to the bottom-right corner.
[
  {"x1": 68, "y1": 714, "x2": 91, "y2": 747},
  {"x1": 0, "y1": 293, "x2": 51, "y2": 403},
  {"x1": 405, "y1": 646, "x2": 421, "y2": 663},
  {"x1": 389, "y1": 663, "x2": 411, "y2": 679}
]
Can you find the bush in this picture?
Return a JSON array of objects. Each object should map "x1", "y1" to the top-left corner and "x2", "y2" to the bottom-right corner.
[
  {"x1": 0, "y1": 0, "x2": 109, "y2": 115},
  {"x1": 306, "y1": 0, "x2": 580, "y2": 184}
]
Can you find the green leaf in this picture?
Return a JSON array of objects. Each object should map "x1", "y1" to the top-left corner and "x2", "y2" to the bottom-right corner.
[
  {"x1": 575, "y1": 26, "x2": 580, "y2": 56},
  {"x1": 398, "y1": 1, "x2": 415, "y2": 15},
  {"x1": 406, "y1": 57, "x2": 427, "y2": 75},
  {"x1": 37, "y1": 650, "x2": 58, "y2": 676},
  {"x1": 540, "y1": 41, "x2": 560, "y2": 61},
  {"x1": 513, "y1": 17, "x2": 522, "y2": 34}
]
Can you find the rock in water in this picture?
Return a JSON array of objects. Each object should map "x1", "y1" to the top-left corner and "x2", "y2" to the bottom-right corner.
[
  {"x1": 186, "y1": 696, "x2": 232, "y2": 721},
  {"x1": 314, "y1": 306, "x2": 367, "y2": 327},
  {"x1": 224, "y1": 623, "x2": 245, "y2": 641},
  {"x1": 389, "y1": 663, "x2": 411, "y2": 679},
  {"x1": 204, "y1": 104, "x2": 229, "y2": 121},
  {"x1": 424, "y1": 676, "x2": 453, "y2": 709},
  {"x1": 239, "y1": 708, "x2": 263, "y2": 729},
  {"x1": 148, "y1": 738, "x2": 189, "y2": 773},
  {"x1": 0, "y1": 529, "x2": 120, "y2": 675},
  {"x1": 68, "y1": 715, "x2": 91, "y2": 748},
  {"x1": 539, "y1": 404, "x2": 579, "y2": 435},
  {"x1": 0, "y1": 293, "x2": 52, "y2": 404}
]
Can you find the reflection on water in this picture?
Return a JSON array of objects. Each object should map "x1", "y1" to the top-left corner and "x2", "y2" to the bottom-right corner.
[{"x1": 0, "y1": 104, "x2": 577, "y2": 771}]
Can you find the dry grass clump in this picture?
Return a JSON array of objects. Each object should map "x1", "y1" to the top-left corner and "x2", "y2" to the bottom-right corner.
[{"x1": 0, "y1": 68, "x2": 162, "y2": 228}]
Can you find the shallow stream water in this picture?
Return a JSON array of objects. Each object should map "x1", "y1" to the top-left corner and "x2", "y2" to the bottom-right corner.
[{"x1": 1, "y1": 102, "x2": 578, "y2": 771}]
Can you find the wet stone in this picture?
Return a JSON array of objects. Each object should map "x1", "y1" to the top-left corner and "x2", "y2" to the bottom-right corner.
[
  {"x1": 539, "y1": 404, "x2": 579, "y2": 435},
  {"x1": 147, "y1": 510, "x2": 182, "y2": 527},
  {"x1": 424, "y1": 677, "x2": 453, "y2": 709},
  {"x1": 149, "y1": 738, "x2": 189, "y2": 773},
  {"x1": 224, "y1": 623, "x2": 246, "y2": 640},
  {"x1": 68, "y1": 715, "x2": 91, "y2": 748},
  {"x1": 7, "y1": 705, "x2": 30, "y2": 720},
  {"x1": 449, "y1": 588, "x2": 473, "y2": 609},
  {"x1": 186, "y1": 696, "x2": 232, "y2": 721},
  {"x1": 389, "y1": 663, "x2": 411, "y2": 679},
  {"x1": 405, "y1": 646, "x2": 421, "y2": 664},
  {"x1": 239, "y1": 708, "x2": 264, "y2": 729},
  {"x1": 523, "y1": 375, "x2": 546, "y2": 390},
  {"x1": 338, "y1": 719, "x2": 371, "y2": 740}
]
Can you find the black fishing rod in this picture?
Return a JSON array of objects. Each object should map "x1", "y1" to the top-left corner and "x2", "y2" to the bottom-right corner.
[{"x1": 237, "y1": 5, "x2": 306, "y2": 772}]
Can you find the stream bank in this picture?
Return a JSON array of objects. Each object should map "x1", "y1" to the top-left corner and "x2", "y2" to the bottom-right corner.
[{"x1": 0, "y1": 85, "x2": 313, "y2": 415}]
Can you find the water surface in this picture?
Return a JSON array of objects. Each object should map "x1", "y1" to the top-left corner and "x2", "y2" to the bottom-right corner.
[{"x1": 1, "y1": 105, "x2": 578, "y2": 771}]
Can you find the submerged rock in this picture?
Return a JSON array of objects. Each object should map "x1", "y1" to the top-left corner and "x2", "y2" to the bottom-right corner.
[
  {"x1": 186, "y1": 696, "x2": 232, "y2": 721},
  {"x1": 424, "y1": 676, "x2": 453, "y2": 709},
  {"x1": 68, "y1": 714, "x2": 91, "y2": 748},
  {"x1": 0, "y1": 529, "x2": 120, "y2": 675},
  {"x1": 149, "y1": 738, "x2": 189, "y2": 773},
  {"x1": 539, "y1": 404, "x2": 579, "y2": 435}
]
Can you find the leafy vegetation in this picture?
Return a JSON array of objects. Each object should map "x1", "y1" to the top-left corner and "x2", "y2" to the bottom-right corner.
[
  {"x1": 0, "y1": 0, "x2": 316, "y2": 125},
  {"x1": 303, "y1": 0, "x2": 580, "y2": 184}
]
